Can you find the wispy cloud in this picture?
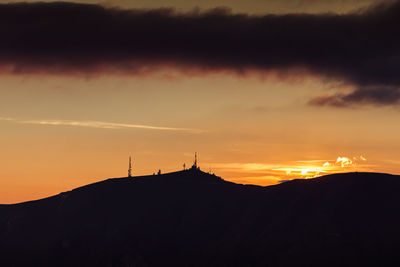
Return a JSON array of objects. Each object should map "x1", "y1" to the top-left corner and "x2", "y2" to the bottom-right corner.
[{"x1": 0, "y1": 117, "x2": 200, "y2": 132}]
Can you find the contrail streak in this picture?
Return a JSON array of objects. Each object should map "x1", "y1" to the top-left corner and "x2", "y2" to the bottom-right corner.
[{"x1": 0, "y1": 117, "x2": 200, "y2": 133}]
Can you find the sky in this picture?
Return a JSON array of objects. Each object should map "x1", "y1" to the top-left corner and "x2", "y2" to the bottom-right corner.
[{"x1": 0, "y1": 0, "x2": 399, "y2": 203}]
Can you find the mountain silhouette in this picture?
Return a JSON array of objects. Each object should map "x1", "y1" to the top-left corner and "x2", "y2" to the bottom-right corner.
[{"x1": 1, "y1": 169, "x2": 400, "y2": 267}]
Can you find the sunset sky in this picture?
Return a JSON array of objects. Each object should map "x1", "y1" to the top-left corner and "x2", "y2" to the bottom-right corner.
[{"x1": 1, "y1": 0, "x2": 400, "y2": 203}]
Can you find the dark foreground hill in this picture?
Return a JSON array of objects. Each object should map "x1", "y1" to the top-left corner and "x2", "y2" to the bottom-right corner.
[{"x1": 1, "y1": 170, "x2": 400, "y2": 267}]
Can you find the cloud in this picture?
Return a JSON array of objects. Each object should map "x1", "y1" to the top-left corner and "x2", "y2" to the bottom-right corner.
[
  {"x1": 0, "y1": 117, "x2": 199, "y2": 132},
  {"x1": 0, "y1": 1, "x2": 400, "y2": 106},
  {"x1": 309, "y1": 86, "x2": 400, "y2": 107}
]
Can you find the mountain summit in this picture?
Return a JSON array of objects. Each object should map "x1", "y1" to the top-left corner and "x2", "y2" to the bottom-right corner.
[{"x1": 1, "y1": 171, "x2": 400, "y2": 267}]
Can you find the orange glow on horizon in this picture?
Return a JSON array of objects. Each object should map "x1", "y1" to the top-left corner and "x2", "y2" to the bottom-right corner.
[
  {"x1": 1, "y1": 73, "x2": 400, "y2": 204},
  {"x1": 218, "y1": 154, "x2": 375, "y2": 186}
]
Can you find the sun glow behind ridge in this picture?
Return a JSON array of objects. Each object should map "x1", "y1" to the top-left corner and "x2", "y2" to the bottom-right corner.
[
  {"x1": 215, "y1": 155, "x2": 372, "y2": 185},
  {"x1": 274, "y1": 155, "x2": 369, "y2": 179}
]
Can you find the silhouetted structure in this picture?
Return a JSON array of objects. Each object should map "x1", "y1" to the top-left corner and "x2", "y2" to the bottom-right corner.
[
  {"x1": 191, "y1": 152, "x2": 200, "y2": 170},
  {"x1": 128, "y1": 156, "x2": 132, "y2": 177}
]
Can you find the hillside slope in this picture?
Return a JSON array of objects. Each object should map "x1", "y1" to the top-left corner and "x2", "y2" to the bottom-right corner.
[{"x1": 1, "y1": 170, "x2": 399, "y2": 266}]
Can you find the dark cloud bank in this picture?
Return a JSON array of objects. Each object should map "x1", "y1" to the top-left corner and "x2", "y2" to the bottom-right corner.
[{"x1": 0, "y1": 1, "x2": 399, "y2": 107}]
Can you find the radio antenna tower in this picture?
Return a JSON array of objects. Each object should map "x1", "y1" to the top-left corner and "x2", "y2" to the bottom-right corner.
[
  {"x1": 192, "y1": 152, "x2": 198, "y2": 169},
  {"x1": 128, "y1": 156, "x2": 132, "y2": 177}
]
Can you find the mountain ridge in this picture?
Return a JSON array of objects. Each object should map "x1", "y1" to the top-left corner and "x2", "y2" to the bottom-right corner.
[
  {"x1": 1, "y1": 170, "x2": 399, "y2": 266},
  {"x1": 5, "y1": 170, "x2": 395, "y2": 206}
]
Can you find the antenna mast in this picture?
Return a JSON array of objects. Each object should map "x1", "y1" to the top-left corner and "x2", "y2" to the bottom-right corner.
[
  {"x1": 193, "y1": 152, "x2": 198, "y2": 169},
  {"x1": 128, "y1": 156, "x2": 132, "y2": 177}
]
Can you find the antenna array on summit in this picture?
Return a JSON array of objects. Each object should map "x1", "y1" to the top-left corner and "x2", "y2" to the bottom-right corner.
[{"x1": 128, "y1": 156, "x2": 132, "y2": 177}]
